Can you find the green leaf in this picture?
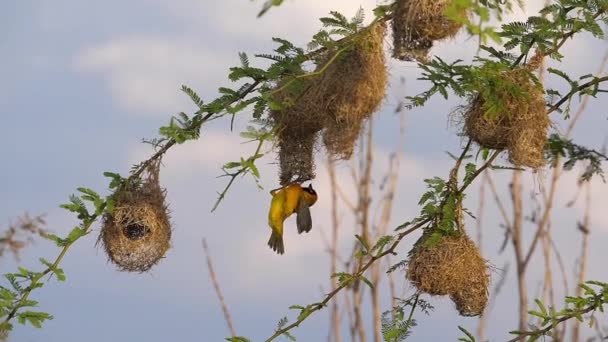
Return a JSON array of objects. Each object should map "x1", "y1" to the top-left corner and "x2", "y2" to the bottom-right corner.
[
  {"x1": 355, "y1": 234, "x2": 370, "y2": 252},
  {"x1": 77, "y1": 187, "x2": 100, "y2": 199},
  {"x1": 42, "y1": 233, "x2": 65, "y2": 247},
  {"x1": 457, "y1": 325, "x2": 476, "y2": 342},
  {"x1": 225, "y1": 337, "x2": 251, "y2": 342},
  {"x1": 528, "y1": 310, "x2": 547, "y2": 319},
  {"x1": 0, "y1": 321, "x2": 13, "y2": 333},
  {"x1": 418, "y1": 191, "x2": 435, "y2": 206},
  {"x1": 463, "y1": 163, "x2": 477, "y2": 184},
  {"x1": 359, "y1": 275, "x2": 374, "y2": 289},
  {"x1": 277, "y1": 316, "x2": 289, "y2": 329},
  {"x1": 423, "y1": 232, "x2": 444, "y2": 248},
  {"x1": 371, "y1": 235, "x2": 394, "y2": 254},
  {"x1": 535, "y1": 298, "x2": 548, "y2": 315},
  {"x1": 17, "y1": 311, "x2": 53, "y2": 329},
  {"x1": 66, "y1": 226, "x2": 88, "y2": 244},
  {"x1": 332, "y1": 272, "x2": 355, "y2": 287}
]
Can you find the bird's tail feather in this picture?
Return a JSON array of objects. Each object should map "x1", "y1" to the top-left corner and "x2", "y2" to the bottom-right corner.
[{"x1": 268, "y1": 231, "x2": 285, "y2": 255}]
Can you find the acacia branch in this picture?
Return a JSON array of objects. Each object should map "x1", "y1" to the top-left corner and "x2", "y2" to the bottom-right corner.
[
  {"x1": 1, "y1": 219, "x2": 95, "y2": 328},
  {"x1": 265, "y1": 221, "x2": 428, "y2": 342},
  {"x1": 547, "y1": 76, "x2": 608, "y2": 115},
  {"x1": 507, "y1": 296, "x2": 605, "y2": 342}
]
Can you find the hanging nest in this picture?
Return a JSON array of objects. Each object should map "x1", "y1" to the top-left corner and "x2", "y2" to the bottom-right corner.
[
  {"x1": 270, "y1": 22, "x2": 388, "y2": 184},
  {"x1": 98, "y1": 160, "x2": 172, "y2": 272},
  {"x1": 406, "y1": 230, "x2": 490, "y2": 316},
  {"x1": 322, "y1": 118, "x2": 364, "y2": 160},
  {"x1": 270, "y1": 76, "x2": 324, "y2": 186},
  {"x1": 276, "y1": 128, "x2": 318, "y2": 185},
  {"x1": 392, "y1": 0, "x2": 465, "y2": 62},
  {"x1": 461, "y1": 67, "x2": 549, "y2": 168},
  {"x1": 450, "y1": 279, "x2": 490, "y2": 317},
  {"x1": 317, "y1": 22, "x2": 388, "y2": 159}
]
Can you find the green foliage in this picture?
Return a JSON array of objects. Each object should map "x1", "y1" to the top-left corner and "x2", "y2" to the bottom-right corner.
[
  {"x1": 407, "y1": 1, "x2": 607, "y2": 112},
  {"x1": 510, "y1": 281, "x2": 608, "y2": 341},
  {"x1": 16, "y1": 311, "x2": 52, "y2": 329},
  {"x1": 408, "y1": 57, "x2": 539, "y2": 119},
  {"x1": 225, "y1": 337, "x2": 251, "y2": 342},
  {"x1": 275, "y1": 316, "x2": 296, "y2": 341},
  {"x1": 381, "y1": 294, "x2": 434, "y2": 342},
  {"x1": 445, "y1": 0, "x2": 503, "y2": 44},
  {"x1": 500, "y1": 1, "x2": 606, "y2": 61},
  {"x1": 387, "y1": 259, "x2": 408, "y2": 274},
  {"x1": 1, "y1": 184, "x2": 104, "y2": 334},
  {"x1": 308, "y1": 9, "x2": 366, "y2": 50},
  {"x1": 256, "y1": 0, "x2": 285, "y2": 17},
  {"x1": 371, "y1": 235, "x2": 395, "y2": 255},
  {"x1": 415, "y1": 176, "x2": 460, "y2": 241},
  {"x1": 159, "y1": 111, "x2": 201, "y2": 144},
  {"x1": 546, "y1": 134, "x2": 608, "y2": 182},
  {"x1": 457, "y1": 326, "x2": 476, "y2": 342}
]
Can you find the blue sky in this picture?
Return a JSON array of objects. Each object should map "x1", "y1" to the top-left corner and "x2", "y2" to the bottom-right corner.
[{"x1": 1, "y1": 1, "x2": 608, "y2": 341}]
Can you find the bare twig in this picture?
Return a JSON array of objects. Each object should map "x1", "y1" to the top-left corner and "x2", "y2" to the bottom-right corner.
[
  {"x1": 202, "y1": 238, "x2": 237, "y2": 337},
  {"x1": 572, "y1": 182, "x2": 591, "y2": 342},
  {"x1": 328, "y1": 160, "x2": 342, "y2": 342},
  {"x1": 476, "y1": 176, "x2": 488, "y2": 342},
  {"x1": 0, "y1": 214, "x2": 47, "y2": 261},
  {"x1": 510, "y1": 170, "x2": 529, "y2": 333}
]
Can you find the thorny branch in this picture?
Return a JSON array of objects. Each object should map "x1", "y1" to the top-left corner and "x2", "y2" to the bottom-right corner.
[
  {"x1": 507, "y1": 296, "x2": 606, "y2": 342},
  {"x1": 1, "y1": 219, "x2": 96, "y2": 328}
]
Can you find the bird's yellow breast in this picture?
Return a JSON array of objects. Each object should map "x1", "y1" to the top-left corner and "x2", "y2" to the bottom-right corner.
[{"x1": 268, "y1": 184, "x2": 303, "y2": 227}]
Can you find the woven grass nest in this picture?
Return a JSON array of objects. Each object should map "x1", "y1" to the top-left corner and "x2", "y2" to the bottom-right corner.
[
  {"x1": 406, "y1": 230, "x2": 490, "y2": 316},
  {"x1": 392, "y1": 0, "x2": 466, "y2": 62},
  {"x1": 98, "y1": 161, "x2": 172, "y2": 272},
  {"x1": 270, "y1": 23, "x2": 388, "y2": 185},
  {"x1": 462, "y1": 66, "x2": 549, "y2": 168}
]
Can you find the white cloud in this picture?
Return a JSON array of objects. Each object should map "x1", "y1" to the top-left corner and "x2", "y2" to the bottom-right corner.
[
  {"x1": 74, "y1": 36, "x2": 236, "y2": 115},
  {"x1": 163, "y1": 0, "x2": 383, "y2": 43}
]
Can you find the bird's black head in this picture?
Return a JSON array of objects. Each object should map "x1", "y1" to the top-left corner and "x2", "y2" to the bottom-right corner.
[{"x1": 303, "y1": 183, "x2": 317, "y2": 196}]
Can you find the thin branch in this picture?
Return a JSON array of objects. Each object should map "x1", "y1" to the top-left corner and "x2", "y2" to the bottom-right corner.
[
  {"x1": 510, "y1": 170, "x2": 528, "y2": 333},
  {"x1": 507, "y1": 298, "x2": 603, "y2": 342},
  {"x1": 1, "y1": 218, "x2": 96, "y2": 326},
  {"x1": 547, "y1": 76, "x2": 608, "y2": 115},
  {"x1": 264, "y1": 221, "x2": 428, "y2": 342},
  {"x1": 327, "y1": 159, "x2": 341, "y2": 342},
  {"x1": 211, "y1": 137, "x2": 266, "y2": 212},
  {"x1": 572, "y1": 182, "x2": 591, "y2": 342},
  {"x1": 476, "y1": 176, "x2": 488, "y2": 342},
  {"x1": 202, "y1": 238, "x2": 237, "y2": 337}
]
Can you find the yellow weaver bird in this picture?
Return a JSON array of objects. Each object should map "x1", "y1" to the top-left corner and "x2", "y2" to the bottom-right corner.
[{"x1": 267, "y1": 183, "x2": 318, "y2": 255}]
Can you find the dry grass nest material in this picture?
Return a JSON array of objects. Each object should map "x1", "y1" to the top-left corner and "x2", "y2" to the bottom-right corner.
[
  {"x1": 406, "y1": 231, "x2": 490, "y2": 316},
  {"x1": 271, "y1": 23, "x2": 388, "y2": 185},
  {"x1": 392, "y1": 0, "x2": 465, "y2": 62},
  {"x1": 99, "y1": 162, "x2": 171, "y2": 272},
  {"x1": 463, "y1": 67, "x2": 549, "y2": 168}
]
